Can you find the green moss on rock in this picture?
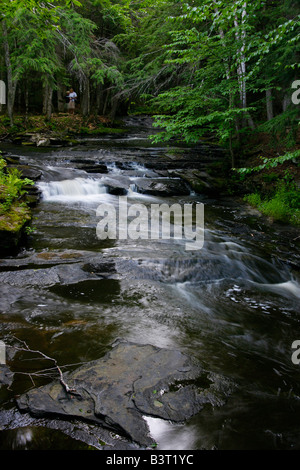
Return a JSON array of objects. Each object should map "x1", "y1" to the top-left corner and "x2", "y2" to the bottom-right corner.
[{"x1": 0, "y1": 202, "x2": 32, "y2": 253}]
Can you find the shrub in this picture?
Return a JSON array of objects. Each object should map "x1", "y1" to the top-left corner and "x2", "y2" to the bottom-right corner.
[
  {"x1": 244, "y1": 179, "x2": 300, "y2": 226},
  {"x1": 0, "y1": 157, "x2": 34, "y2": 215}
]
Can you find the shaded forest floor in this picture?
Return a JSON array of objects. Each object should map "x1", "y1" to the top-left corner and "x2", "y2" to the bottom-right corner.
[{"x1": 0, "y1": 113, "x2": 124, "y2": 140}]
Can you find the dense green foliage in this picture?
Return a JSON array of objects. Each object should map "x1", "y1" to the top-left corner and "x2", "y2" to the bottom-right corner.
[
  {"x1": 244, "y1": 177, "x2": 300, "y2": 225},
  {"x1": 0, "y1": 157, "x2": 34, "y2": 215},
  {"x1": 0, "y1": 155, "x2": 34, "y2": 236},
  {"x1": 235, "y1": 149, "x2": 300, "y2": 175}
]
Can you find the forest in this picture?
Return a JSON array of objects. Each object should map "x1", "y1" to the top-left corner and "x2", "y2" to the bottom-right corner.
[
  {"x1": 0, "y1": 0, "x2": 299, "y2": 145},
  {"x1": 0, "y1": 0, "x2": 300, "y2": 223}
]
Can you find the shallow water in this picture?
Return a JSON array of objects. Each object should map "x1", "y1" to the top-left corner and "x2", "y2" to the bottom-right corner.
[{"x1": 0, "y1": 123, "x2": 300, "y2": 450}]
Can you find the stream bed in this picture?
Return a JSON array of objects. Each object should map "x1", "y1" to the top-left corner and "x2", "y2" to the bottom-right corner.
[{"x1": 0, "y1": 118, "x2": 300, "y2": 450}]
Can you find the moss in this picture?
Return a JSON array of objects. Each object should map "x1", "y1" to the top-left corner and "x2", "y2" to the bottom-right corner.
[
  {"x1": 0, "y1": 202, "x2": 32, "y2": 253},
  {"x1": 0, "y1": 202, "x2": 31, "y2": 232}
]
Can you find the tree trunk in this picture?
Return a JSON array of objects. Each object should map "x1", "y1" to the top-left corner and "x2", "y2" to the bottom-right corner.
[
  {"x1": 109, "y1": 96, "x2": 119, "y2": 121},
  {"x1": 282, "y1": 93, "x2": 290, "y2": 112},
  {"x1": 103, "y1": 89, "x2": 110, "y2": 116},
  {"x1": 57, "y1": 83, "x2": 65, "y2": 113},
  {"x1": 2, "y1": 21, "x2": 18, "y2": 127},
  {"x1": 25, "y1": 81, "x2": 29, "y2": 118},
  {"x1": 96, "y1": 84, "x2": 104, "y2": 115},
  {"x1": 43, "y1": 81, "x2": 53, "y2": 120},
  {"x1": 17, "y1": 86, "x2": 22, "y2": 113},
  {"x1": 43, "y1": 83, "x2": 48, "y2": 114},
  {"x1": 266, "y1": 89, "x2": 274, "y2": 121},
  {"x1": 81, "y1": 79, "x2": 90, "y2": 117},
  {"x1": 46, "y1": 88, "x2": 53, "y2": 121},
  {"x1": 234, "y1": 3, "x2": 255, "y2": 130}
]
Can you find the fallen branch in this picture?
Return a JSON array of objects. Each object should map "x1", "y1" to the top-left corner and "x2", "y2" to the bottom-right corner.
[{"x1": 10, "y1": 336, "x2": 82, "y2": 398}]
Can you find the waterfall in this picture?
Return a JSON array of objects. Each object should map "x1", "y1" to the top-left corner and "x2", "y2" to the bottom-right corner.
[{"x1": 38, "y1": 177, "x2": 107, "y2": 201}]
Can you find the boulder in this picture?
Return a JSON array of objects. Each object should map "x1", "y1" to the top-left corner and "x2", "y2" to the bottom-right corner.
[
  {"x1": 0, "y1": 203, "x2": 32, "y2": 255},
  {"x1": 6, "y1": 165, "x2": 42, "y2": 181},
  {"x1": 133, "y1": 178, "x2": 190, "y2": 197},
  {"x1": 102, "y1": 176, "x2": 131, "y2": 195}
]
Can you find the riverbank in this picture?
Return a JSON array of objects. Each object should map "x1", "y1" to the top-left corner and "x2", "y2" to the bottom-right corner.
[
  {"x1": 0, "y1": 153, "x2": 35, "y2": 255},
  {"x1": 0, "y1": 113, "x2": 126, "y2": 146},
  {"x1": 231, "y1": 138, "x2": 300, "y2": 227}
]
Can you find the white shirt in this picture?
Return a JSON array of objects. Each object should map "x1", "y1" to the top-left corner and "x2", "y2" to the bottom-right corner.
[{"x1": 69, "y1": 92, "x2": 77, "y2": 102}]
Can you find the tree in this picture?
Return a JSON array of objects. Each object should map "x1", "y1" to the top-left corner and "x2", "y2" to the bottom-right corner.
[
  {"x1": 0, "y1": 0, "x2": 81, "y2": 124},
  {"x1": 142, "y1": 0, "x2": 299, "y2": 162}
]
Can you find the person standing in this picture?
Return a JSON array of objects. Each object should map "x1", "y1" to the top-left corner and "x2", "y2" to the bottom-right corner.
[{"x1": 68, "y1": 88, "x2": 77, "y2": 114}]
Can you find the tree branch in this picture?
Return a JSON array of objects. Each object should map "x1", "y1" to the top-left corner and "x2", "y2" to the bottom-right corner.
[{"x1": 10, "y1": 337, "x2": 82, "y2": 397}]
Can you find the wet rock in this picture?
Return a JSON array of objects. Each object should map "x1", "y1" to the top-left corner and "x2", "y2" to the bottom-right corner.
[
  {"x1": 37, "y1": 138, "x2": 50, "y2": 147},
  {"x1": 72, "y1": 161, "x2": 109, "y2": 174},
  {"x1": 102, "y1": 176, "x2": 131, "y2": 195},
  {"x1": 24, "y1": 186, "x2": 42, "y2": 207},
  {"x1": 133, "y1": 178, "x2": 190, "y2": 197},
  {"x1": 0, "y1": 203, "x2": 32, "y2": 256},
  {"x1": 0, "y1": 365, "x2": 14, "y2": 389},
  {"x1": 174, "y1": 169, "x2": 227, "y2": 195},
  {"x1": 6, "y1": 165, "x2": 42, "y2": 181},
  {"x1": 17, "y1": 341, "x2": 235, "y2": 447},
  {"x1": 29, "y1": 134, "x2": 50, "y2": 147},
  {"x1": 2, "y1": 155, "x2": 20, "y2": 165},
  {"x1": 0, "y1": 267, "x2": 61, "y2": 287},
  {"x1": 0, "y1": 256, "x2": 118, "y2": 288},
  {"x1": 0, "y1": 407, "x2": 138, "y2": 450}
]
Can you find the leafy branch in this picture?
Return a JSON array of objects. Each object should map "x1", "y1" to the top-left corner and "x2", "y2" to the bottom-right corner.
[{"x1": 233, "y1": 149, "x2": 300, "y2": 175}]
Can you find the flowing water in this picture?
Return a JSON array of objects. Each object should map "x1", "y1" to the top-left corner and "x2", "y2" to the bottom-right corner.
[{"x1": 0, "y1": 120, "x2": 300, "y2": 450}]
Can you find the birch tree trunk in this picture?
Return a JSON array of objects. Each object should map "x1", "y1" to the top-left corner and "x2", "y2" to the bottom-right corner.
[
  {"x1": 213, "y1": 1, "x2": 237, "y2": 166},
  {"x1": 234, "y1": 2, "x2": 255, "y2": 130}
]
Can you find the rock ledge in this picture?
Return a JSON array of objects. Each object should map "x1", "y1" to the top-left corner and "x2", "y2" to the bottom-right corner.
[{"x1": 17, "y1": 341, "x2": 235, "y2": 447}]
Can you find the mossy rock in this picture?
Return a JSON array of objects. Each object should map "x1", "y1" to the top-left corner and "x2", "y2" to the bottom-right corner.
[{"x1": 0, "y1": 203, "x2": 32, "y2": 254}]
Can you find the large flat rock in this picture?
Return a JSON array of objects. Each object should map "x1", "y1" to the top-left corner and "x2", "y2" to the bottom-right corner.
[{"x1": 17, "y1": 341, "x2": 235, "y2": 447}]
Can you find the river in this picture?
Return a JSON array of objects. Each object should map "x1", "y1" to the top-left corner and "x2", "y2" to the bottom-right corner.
[{"x1": 0, "y1": 118, "x2": 300, "y2": 450}]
